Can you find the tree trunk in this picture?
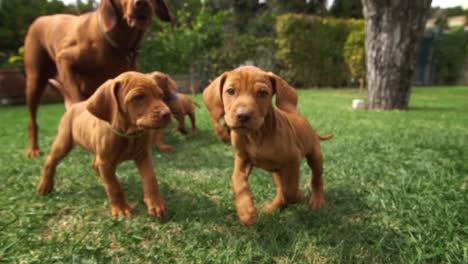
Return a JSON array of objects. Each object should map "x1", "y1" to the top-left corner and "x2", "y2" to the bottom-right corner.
[{"x1": 363, "y1": 0, "x2": 432, "y2": 110}]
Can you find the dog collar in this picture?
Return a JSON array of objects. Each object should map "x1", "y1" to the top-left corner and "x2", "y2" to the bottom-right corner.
[
  {"x1": 165, "y1": 90, "x2": 179, "y2": 102},
  {"x1": 106, "y1": 122, "x2": 144, "y2": 138},
  {"x1": 97, "y1": 15, "x2": 142, "y2": 64}
]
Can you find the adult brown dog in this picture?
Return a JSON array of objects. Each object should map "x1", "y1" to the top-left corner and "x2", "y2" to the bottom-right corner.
[
  {"x1": 206, "y1": 66, "x2": 333, "y2": 225},
  {"x1": 36, "y1": 72, "x2": 172, "y2": 218},
  {"x1": 147, "y1": 71, "x2": 198, "y2": 152},
  {"x1": 203, "y1": 66, "x2": 298, "y2": 143},
  {"x1": 24, "y1": 0, "x2": 173, "y2": 158}
]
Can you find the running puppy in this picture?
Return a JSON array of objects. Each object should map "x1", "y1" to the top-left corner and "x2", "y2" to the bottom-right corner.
[
  {"x1": 37, "y1": 72, "x2": 172, "y2": 218},
  {"x1": 147, "y1": 71, "x2": 199, "y2": 152},
  {"x1": 206, "y1": 66, "x2": 333, "y2": 225}
]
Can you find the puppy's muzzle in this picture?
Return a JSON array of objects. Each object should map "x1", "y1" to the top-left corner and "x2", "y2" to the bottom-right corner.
[
  {"x1": 236, "y1": 108, "x2": 252, "y2": 124},
  {"x1": 230, "y1": 107, "x2": 254, "y2": 129},
  {"x1": 155, "y1": 108, "x2": 172, "y2": 122}
]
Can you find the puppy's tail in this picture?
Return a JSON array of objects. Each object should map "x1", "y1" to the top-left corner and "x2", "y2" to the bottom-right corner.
[
  {"x1": 318, "y1": 134, "x2": 334, "y2": 141},
  {"x1": 189, "y1": 98, "x2": 200, "y2": 108},
  {"x1": 48, "y1": 78, "x2": 73, "y2": 109}
]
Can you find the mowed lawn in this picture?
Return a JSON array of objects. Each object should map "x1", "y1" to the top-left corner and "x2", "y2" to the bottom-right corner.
[{"x1": 0, "y1": 87, "x2": 467, "y2": 263}]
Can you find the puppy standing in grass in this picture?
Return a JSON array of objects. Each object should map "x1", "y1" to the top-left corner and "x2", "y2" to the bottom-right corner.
[
  {"x1": 147, "y1": 71, "x2": 199, "y2": 152},
  {"x1": 204, "y1": 66, "x2": 333, "y2": 226},
  {"x1": 37, "y1": 72, "x2": 171, "y2": 218}
]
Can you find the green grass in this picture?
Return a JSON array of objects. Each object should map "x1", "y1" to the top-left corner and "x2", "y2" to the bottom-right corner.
[{"x1": 0, "y1": 87, "x2": 467, "y2": 263}]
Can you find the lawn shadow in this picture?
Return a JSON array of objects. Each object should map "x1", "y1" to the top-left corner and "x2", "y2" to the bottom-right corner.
[
  {"x1": 243, "y1": 187, "x2": 396, "y2": 261},
  {"x1": 151, "y1": 128, "x2": 234, "y2": 171}
]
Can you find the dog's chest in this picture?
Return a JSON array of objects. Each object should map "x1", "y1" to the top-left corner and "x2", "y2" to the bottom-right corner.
[{"x1": 244, "y1": 142, "x2": 293, "y2": 172}]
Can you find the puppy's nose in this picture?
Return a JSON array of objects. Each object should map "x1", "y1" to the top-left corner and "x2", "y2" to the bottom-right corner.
[
  {"x1": 135, "y1": 0, "x2": 149, "y2": 8},
  {"x1": 159, "y1": 108, "x2": 171, "y2": 119},
  {"x1": 235, "y1": 108, "x2": 252, "y2": 123}
]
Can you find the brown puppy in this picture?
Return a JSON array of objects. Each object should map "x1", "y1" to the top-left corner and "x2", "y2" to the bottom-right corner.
[
  {"x1": 24, "y1": 0, "x2": 173, "y2": 158},
  {"x1": 203, "y1": 66, "x2": 298, "y2": 143},
  {"x1": 36, "y1": 72, "x2": 172, "y2": 218},
  {"x1": 207, "y1": 67, "x2": 333, "y2": 226},
  {"x1": 169, "y1": 93, "x2": 199, "y2": 135},
  {"x1": 147, "y1": 71, "x2": 198, "y2": 152}
]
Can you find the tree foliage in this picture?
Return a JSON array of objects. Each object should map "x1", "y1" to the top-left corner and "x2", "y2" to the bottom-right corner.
[
  {"x1": 0, "y1": 0, "x2": 94, "y2": 68},
  {"x1": 329, "y1": 0, "x2": 363, "y2": 18},
  {"x1": 276, "y1": 14, "x2": 364, "y2": 87},
  {"x1": 138, "y1": 7, "x2": 226, "y2": 75}
]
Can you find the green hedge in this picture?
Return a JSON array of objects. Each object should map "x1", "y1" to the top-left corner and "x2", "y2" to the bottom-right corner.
[
  {"x1": 343, "y1": 28, "x2": 366, "y2": 90},
  {"x1": 138, "y1": 9, "x2": 226, "y2": 75},
  {"x1": 276, "y1": 14, "x2": 364, "y2": 87},
  {"x1": 434, "y1": 27, "x2": 468, "y2": 85}
]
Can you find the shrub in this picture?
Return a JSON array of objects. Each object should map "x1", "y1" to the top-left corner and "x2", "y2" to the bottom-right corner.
[
  {"x1": 343, "y1": 28, "x2": 366, "y2": 92},
  {"x1": 138, "y1": 7, "x2": 276, "y2": 83},
  {"x1": 138, "y1": 8, "x2": 226, "y2": 74},
  {"x1": 275, "y1": 14, "x2": 364, "y2": 87},
  {"x1": 434, "y1": 27, "x2": 468, "y2": 85}
]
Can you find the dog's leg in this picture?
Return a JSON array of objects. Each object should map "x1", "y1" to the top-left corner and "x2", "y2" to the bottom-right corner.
[
  {"x1": 24, "y1": 46, "x2": 56, "y2": 158},
  {"x1": 264, "y1": 172, "x2": 286, "y2": 212},
  {"x1": 95, "y1": 157, "x2": 132, "y2": 217},
  {"x1": 209, "y1": 110, "x2": 230, "y2": 143},
  {"x1": 188, "y1": 110, "x2": 197, "y2": 136},
  {"x1": 232, "y1": 155, "x2": 257, "y2": 226},
  {"x1": 153, "y1": 130, "x2": 175, "y2": 152},
  {"x1": 306, "y1": 147, "x2": 325, "y2": 209},
  {"x1": 175, "y1": 114, "x2": 188, "y2": 134},
  {"x1": 55, "y1": 48, "x2": 85, "y2": 105},
  {"x1": 135, "y1": 151, "x2": 166, "y2": 218},
  {"x1": 37, "y1": 126, "x2": 74, "y2": 194},
  {"x1": 279, "y1": 161, "x2": 305, "y2": 205}
]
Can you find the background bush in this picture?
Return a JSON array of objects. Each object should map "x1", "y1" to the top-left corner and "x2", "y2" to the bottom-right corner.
[
  {"x1": 138, "y1": 8, "x2": 226, "y2": 76},
  {"x1": 1, "y1": 1, "x2": 467, "y2": 87},
  {"x1": 343, "y1": 28, "x2": 366, "y2": 91},
  {"x1": 138, "y1": 6, "x2": 277, "y2": 83},
  {"x1": 275, "y1": 14, "x2": 364, "y2": 88},
  {"x1": 434, "y1": 27, "x2": 468, "y2": 85}
]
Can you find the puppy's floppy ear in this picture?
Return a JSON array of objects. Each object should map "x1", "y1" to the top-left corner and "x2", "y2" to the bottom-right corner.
[
  {"x1": 153, "y1": 0, "x2": 175, "y2": 25},
  {"x1": 203, "y1": 72, "x2": 227, "y2": 110},
  {"x1": 165, "y1": 75, "x2": 177, "y2": 92},
  {"x1": 147, "y1": 72, "x2": 175, "y2": 100},
  {"x1": 87, "y1": 79, "x2": 122, "y2": 123},
  {"x1": 268, "y1": 72, "x2": 298, "y2": 113},
  {"x1": 99, "y1": 0, "x2": 118, "y2": 32},
  {"x1": 161, "y1": 74, "x2": 177, "y2": 99}
]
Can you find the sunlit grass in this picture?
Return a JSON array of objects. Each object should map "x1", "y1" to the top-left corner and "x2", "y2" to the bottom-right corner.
[{"x1": 0, "y1": 87, "x2": 467, "y2": 263}]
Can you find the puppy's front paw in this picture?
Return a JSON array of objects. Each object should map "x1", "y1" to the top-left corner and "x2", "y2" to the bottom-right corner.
[
  {"x1": 238, "y1": 206, "x2": 258, "y2": 226},
  {"x1": 265, "y1": 198, "x2": 285, "y2": 213},
  {"x1": 236, "y1": 196, "x2": 258, "y2": 226},
  {"x1": 309, "y1": 192, "x2": 325, "y2": 210},
  {"x1": 37, "y1": 180, "x2": 54, "y2": 194},
  {"x1": 146, "y1": 198, "x2": 166, "y2": 218},
  {"x1": 27, "y1": 148, "x2": 43, "y2": 158},
  {"x1": 155, "y1": 144, "x2": 175, "y2": 152},
  {"x1": 111, "y1": 203, "x2": 132, "y2": 217},
  {"x1": 176, "y1": 127, "x2": 188, "y2": 135}
]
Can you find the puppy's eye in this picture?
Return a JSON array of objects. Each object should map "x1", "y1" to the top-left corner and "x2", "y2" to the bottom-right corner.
[
  {"x1": 132, "y1": 94, "x2": 146, "y2": 101},
  {"x1": 257, "y1": 90, "x2": 269, "y2": 98},
  {"x1": 226, "y1": 88, "x2": 235, "y2": 96}
]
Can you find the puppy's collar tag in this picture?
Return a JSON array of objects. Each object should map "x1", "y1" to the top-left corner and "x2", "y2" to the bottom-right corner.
[{"x1": 106, "y1": 122, "x2": 144, "y2": 138}]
